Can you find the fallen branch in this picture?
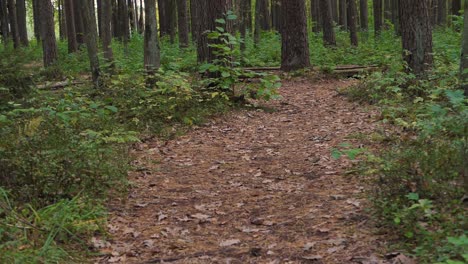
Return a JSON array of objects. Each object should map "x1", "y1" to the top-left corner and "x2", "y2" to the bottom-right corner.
[{"x1": 37, "y1": 80, "x2": 84, "y2": 90}]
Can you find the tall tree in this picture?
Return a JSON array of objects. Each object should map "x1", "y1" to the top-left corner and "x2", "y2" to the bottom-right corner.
[
  {"x1": 190, "y1": 0, "x2": 201, "y2": 42},
  {"x1": 320, "y1": 0, "x2": 336, "y2": 46},
  {"x1": 399, "y1": 0, "x2": 433, "y2": 75},
  {"x1": 280, "y1": 0, "x2": 310, "y2": 71},
  {"x1": 64, "y1": 0, "x2": 78, "y2": 53},
  {"x1": 461, "y1": 0, "x2": 468, "y2": 95},
  {"x1": 311, "y1": 0, "x2": 322, "y2": 33},
  {"x1": 177, "y1": 0, "x2": 189, "y2": 47},
  {"x1": 138, "y1": 0, "x2": 144, "y2": 33},
  {"x1": 73, "y1": 0, "x2": 85, "y2": 45},
  {"x1": 39, "y1": 0, "x2": 58, "y2": 67},
  {"x1": 331, "y1": 0, "x2": 338, "y2": 23},
  {"x1": 373, "y1": 0, "x2": 383, "y2": 36},
  {"x1": 359, "y1": 0, "x2": 368, "y2": 30},
  {"x1": 196, "y1": 0, "x2": 227, "y2": 63},
  {"x1": 102, "y1": 0, "x2": 114, "y2": 67},
  {"x1": 436, "y1": 0, "x2": 447, "y2": 26},
  {"x1": 240, "y1": 0, "x2": 251, "y2": 51},
  {"x1": 32, "y1": 0, "x2": 40, "y2": 42},
  {"x1": 16, "y1": 0, "x2": 28, "y2": 46},
  {"x1": 0, "y1": 0, "x2": 9, "y2": 46},
  {"x1": 339, "y1": 0, "x2": 347, "y2": 30},
  {"x1": 347, "y1": 0, "x2": 358, "y2": 46},
  {"x1": 452, "y1": 0, "x2": 461, "y2": 15},
  {"x1": 144, "y1": 0, "x2": 161, "y2": 74},
  {"x1": 271, "y1": 0, "x2": 281, "y2": 32},
  {"x1": 7, "y1": 0, "x2": 20, "y2": 48},
  {"x1": 80, "y1": 0, "x2": 101, "y2": 87},
  {"x1": 256, "y1": 0, "x2": 270, "y2": 31},
  {"x1": 58, "y1": 0, "x2": 66, "y2": 40}
]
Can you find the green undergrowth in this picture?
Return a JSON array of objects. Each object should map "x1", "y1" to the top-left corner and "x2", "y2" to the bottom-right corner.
[{"x1": 346, "y1": 27, "x2": 468, "y2": 263}]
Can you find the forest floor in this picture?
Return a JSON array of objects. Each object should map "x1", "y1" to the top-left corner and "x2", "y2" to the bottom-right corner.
[{"x1": 95, "y1": 77, "x2": 396, "y2": 264}]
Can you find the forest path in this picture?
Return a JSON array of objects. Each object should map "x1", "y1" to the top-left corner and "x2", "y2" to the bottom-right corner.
[{"x1": 99, "y1": 78, "x2": 388, "y2": 263}]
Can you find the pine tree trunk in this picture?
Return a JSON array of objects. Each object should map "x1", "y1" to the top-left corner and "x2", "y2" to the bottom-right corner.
[
  {"x1": 128, "y1": 0, "x2": 135, "y2": 34},
  {"x1": 196, "y1": 0, "x2": 226, "y2": 63},
  {"x1": 373, "y1": 0, "x2": 383, "y2": 36},
  {"x1": 384, "y1": 0, "x2": 391, "y2": 22},
  {"x1": 32, "y1": 0, "x2": 41, "y2": 42},
  {"x1": 39, "y1": 0, "x2": 58, "y2": 67},
  {"x1": 74, "y1": 0, "x2": 85, "y2": 45},
  {"x1": 452, "y1": 0, "x2": 461, "y2": 15},
  {"x1": 339, "y1": 0, "x2": 347, "y2": 30},
  {"x1": 437, "y1": 0, "x2": 447, "y2": 26},
  {"x1": 280, "y1": 0, "x2": 310, "y2": 71},
  {"x1": 58, "y1": 0, "x2": 66, "y2": 40},
  {"x1": 16, "y1": 0, "x2": 28, "y2": 46},
  {"x1": 399, "y1": 0, "x2": 433, "y2": 75},
  {"x1": 331, "y1": 0, "x2": 338, "y2": 23},
  {"x1": 102, "y1": 0, "x2": 114, "y2": 66},
  {"x1": 257, "y1": 0, "x2": 270, "y2": 31},
  {"x1": 97, "y1": 0, "x2": 103, "y2": 37},
  {"x1": 190, "y1": 0, "x2": 200, "y2": 42},
  {"x1": 391, "y1": 0, "x2": 400, "y2": 34},
  {"x1": 64, "y1": 0, "x2": 78, "y2": 53},
  {"x1": 320, "y1": 0, "x2": 336, "y2": 46},
  {"x1": 144, "y1": 0, "x2": 161, "y2": 73},
  {"x1": 168, "y1": 0, "x2": 176, "y2": 43},
  {"x1": 240, "y1": 0, "x2": 250, "y2": 51},
  {"x1": 80, "y1": 0, "x2": 101, "y2": 87},
  {"x1": 7, "y1": 0, "x2": 20, "y2": 48},
  {"x1": 359, "y1": 0, "x2": 368, "y2": 30},
  {"x1": 177, "y1": 0, "x2": 189, "y2": 47},
  {"x1": 0, "y1": 0, "x2": 8, "y2": 46},
  {"x1": 311, "y1": 0, "x2": 322, "y2": 33},
  {"x1": 461, "y1": 0, "x2": 468, "y2": 95},
  {"x1": 347, "y1": 0, "x2": 358, "y2": 46},
  {"x1": 138, "y1": 0, "x2": 144, "y2": 33},
  {"x1": 271, "y1": 0, "x2": 281, "y2": 32}
]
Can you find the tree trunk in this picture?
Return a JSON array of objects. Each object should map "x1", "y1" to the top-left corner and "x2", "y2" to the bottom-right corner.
[
  {"x1": 359, "y1": 0, "x2": 368, "y2": 30},
  {"x1": 128, "y1": 0, "x2": 135, "y2": 34},
  {"x1": 16, "y1": 0, "x2": 28, "y2": 46},
  {"x1": 190, "y1": 0, "x2": 200, "y2": 42},
  {"x1": 80, "y1": 0, "x2": 101, "y2": 87},
  {"x1": 74, "y1": 0, "x2": 85, "y2": 45},
  {"x1": 32, "y1": 0, "x2": 40, "y2": 42},
  {"x1": 280, "y1": 0, "x2": 310, "y2": 71},
  {"x1": 320, "y1": 0, "x2": 336, "y2": 46},
  {"x1": 271, "y1": 0, "x2": 281, "y2": 32},
  {"x1": 331, "y1": 0, "x2": 338, "y2": 23},
  {"x1": 399, "y1": 0, "x2": 433, "y2": 75},
  {"x1": 391, "y1": 0, "x2": 400, "y2": 34},
  {"x1": 97, "y1": 0, "x2": 102, "y2": 37},
  {"x1": 0, "y1": 0, "x2": 8, "y2": 46},
  {"x1": 373, "y1": 0, "x2": 383, "y2": 36},
  {"x1": 139, "y1": 0, "x2": 144, "y2": 33},
  {"x1": 339, "y1": 0, "x2": 347, "y2": 30},
  {"x1": 257, "y1": 0, "x2": 270, "y2": 31},
  {"x1": 384, "y1": 0, "x2": 391, "y2": 22},
  {"x1": 347, "y1": 0, "x2": 358, "y2": 46},
  {"x1": 168, "y1": 0, "x2": 176, "y2": 43},
  {"x1": 311, "y1": 0, "x2": 322, "y2": 33},
  {"x1": 7, "y1": 0, "x2": 20, "y2": 48},
  {"x1": 102, "y1": 0, "x2": 114, "y2": 67},
  {"x1": 437, "y1": 0, "x2": 447, "y2": 26},
  {"x1": 196, "y1": 0, "x2": 227, "y2": 63},
  {"x1": 452, "y1": 0, "x2": 461, "y2": 15},
  {"x1": 64, "y1": 0, "x2": 78, "y2": 53},
  {"x1": 240, "y1": 0, "x2": 250, "y2": 51},
  {"x1": 39, "y1": 0, "x2": 58, "y2": 67},
  {"x1": 461, "y1": 0, "x2": 468, "y2": 95},
  {"x1": 58, "y1": 0, "x2": 66, "y2": 40},
  {"x1": 177, "y1": 0, "x2": 189, "y2": 47},
  {"x1": 144, "y1": 0, "x2": 161, "y2": 74}
]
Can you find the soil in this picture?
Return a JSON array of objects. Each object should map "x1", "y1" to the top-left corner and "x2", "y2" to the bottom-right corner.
[{"x1": 96, "y1": 78, "x2": 392, "y2": 264}]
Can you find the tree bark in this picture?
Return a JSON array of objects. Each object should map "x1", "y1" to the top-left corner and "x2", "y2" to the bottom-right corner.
[
  {"x1": 240, "y1": 0, "x2": 250, "y2": 51},
  {"x1": 359, "y1": 0, "x2": 368, "y2": 30},
  {"x1": 311, "y1": 0, "x2": 322, "y2": 33},
  {"x1": 436, "y1": 0, "x2": 447, "y2": 26},
  {"x1": 139, "y1": 0, "x2": 144, "y2": 33},
  {"x1": 320, "y1": 0, "x2": 336, "y2": 46},
  {"x1": 461, "y1": 0, "x2": 468, "y2": 95},
  {"x1": 144, "y1": 0, "x2": 161, "y2": 73},
  {"x1": 74, "y1": 0, "x2": 85, "y2": 45},
  {"x1": 373, "y1": 0, "x2": 383, "y2": 36},
  {"x1": 339, "y1": 0, "x2": 347, "y2": 30},
  {"x1": 190, "y1": 0, "x2": 201, "y2": 42},
  {"x1": 16, "y1": 0, "x2": 28, "y2": 46},
  {"x1": 39, "y1": 0, "x2": 58, "y2": 67},
  {"x1": 347, "y1": 0, "x2": 358, "y2": 46},
  {"x1": 256, "y1": 0, "x2": 270, "y2": 31},
  {"x1": 271, "y1": 0, "x2": 281, "y2": 32},
  {"x1": 196, "y1": 0, "x2": 227, "y2": 63},
  {"x1": 280, "y1": 0, "x2": 310, "y2": 71},
  {"x1": 0, "y1": 0, "x2": 9, "y2": 46},
  {"x1": 64, "y1": 0, "x2": 78, "y2": 53},
  {"x1": 32, "y1": 0, "x2": 40, "y2": 42},
  {"x1": 399, "y1": 0, "x2": 433, "y2": 75},
  {"x1": 102, "y1": 0, "x2": 114, "y2": 67},
  {"x1": 177, "y1": 0, "x2": 189, "y2": 47},
  {"x1": 80, "y1": 0, "x2": 101, "y2": 87},
  {"x1": 331, "y1": 0, "x2": 338, "y2": 23},
  {"x1": 7, "y1": 0, "x2": 20, "y2": 48},
  {"x1": 452, "y1": 0, "x2": 461, "y2": 15}
]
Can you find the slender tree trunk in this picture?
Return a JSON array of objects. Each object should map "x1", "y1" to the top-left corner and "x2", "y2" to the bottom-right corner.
[
  {"x1": 240, "y1": 0, "x2": 249, "y2": 51},
  {"x1": 97, "y1": 0, "x2": 103, "y2": 37},
  {"x1": 331, "y1": 0, "x2": 338, "y2": 23},
  {"x1": 168, "y1": 0, "x2": 176, "y2": 43},
  {"x1": 32, "y1": 0, "x2": 40, "y2": 42},
  {"x1": 452, "y1": 0, "x2": 461, "y2": 15},
  {"x1": 80, "y1": 0, "x2": 101, "y2": 87},
  {"x1": 64, "y1": 0, "x2": 78, "y2": 53},
  {"x1": 280, "y1": 0, "x2": 310, "y2": 71},
  {"x1": 102, "y1": 0, "x2": 114, "y2": 67},
  {"x1": 138, "y1": 0, "x2": 144, "y2": 33},
  {"x1": 320, "y1": 0, "x2": 336, "y2": 46},
  {"x1": 144, "y1": 0, "x2": 161, "y2": 74},
  {"x1": 16, "y1": 0, "x2": 28, "y2": 46},
  {"x1": 461, "y1": 0, "x2": 468, "y2": 95},
  {"x1": 373, "y1": 0, "x2": 383, "y2": 36},
  {"x1": 311, "y1": 0, "x2": 322, "y2": 33},
  {"x1": 0, "y1": 0, "x2": 8, "y2": 46},
  {"x1": 7, "y1": 0, "x2": 20, "y2": 48},
  {"x1": 177, "y1": 0, "x2": 189, "y2": 47},
  {"x1": 399, "y1": 0, "x2": 433, "y2": 75},
  {"x1": 39, "y1": 0, "x2": 58, "y2": 67},
  {"x1": 190, "y1": 0, "x2": 200, "y2": 42},
  {"x1": 58, "y1": 0, "x2": 66, "y2": 40},
  {"x1": 339, "y1": 0, "x2": 347, "y2": 30},
  {"x1": 128, "y1": 0, "x2": 135, "y2": 34},
  {"x1": 359, "y1": 0, "x2": 368, "y2": 30},
  {"x1": 257, "y1": 0, "x2": 270, "y2": 31},
  {"x1": 347, "y1": 0, "x2": 358, "y2": 46},
  {"x1": 74, "y1": 0, "x2": 85, "y2": 45},
  {"x1": 271, "y1": 0, "x2": 281, "y2": 32},
  {"x1": 196, "y1": 0, "x2": 227, "y2": 63},
  {"x1": 437, "y1": 0, "x2": 447, "y2": 26},
  {"x1": 391, "y1": 0, "x2": 400, "y2": 34},
  {"x1": 384, "y1": 0, "x2": 391, "y2": 22}
]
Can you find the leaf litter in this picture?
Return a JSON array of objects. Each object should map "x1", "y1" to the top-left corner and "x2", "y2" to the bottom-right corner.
[{"x1": 97, "y1": 78, "x2": 401, "y2": 263}]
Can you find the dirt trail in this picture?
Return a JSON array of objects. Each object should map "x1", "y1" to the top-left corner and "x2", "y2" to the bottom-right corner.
[{"x1": 99, "y1": 78, "x2": 388, "y2": 263}]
